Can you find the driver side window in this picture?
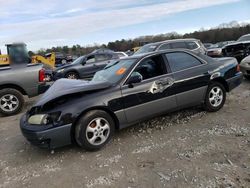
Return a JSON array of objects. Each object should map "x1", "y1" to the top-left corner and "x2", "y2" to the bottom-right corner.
[{"x1": 131, "y1": 55, "x2": 167, "y2": 81}]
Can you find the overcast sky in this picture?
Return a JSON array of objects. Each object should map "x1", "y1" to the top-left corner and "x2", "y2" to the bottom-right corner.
[{"x1": 0, "y1": 0, "x2": 249, "y2": 52}]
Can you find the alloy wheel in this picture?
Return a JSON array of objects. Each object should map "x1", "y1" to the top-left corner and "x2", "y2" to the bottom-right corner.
[
  {"x1": 0, "y1": 94, "x2": 19, "y2": 112},
  {"x1": 67, "y1": 73, "x2": 77, "y2": 79},
  {"x1": 85, "y1": 118, "x2": 110, "y2": 146},
  {"x1": 209, "y1": 86, "x2": 223, "y2": 107}
]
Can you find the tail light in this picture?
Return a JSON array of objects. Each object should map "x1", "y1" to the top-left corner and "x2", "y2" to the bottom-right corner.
[
  {"x1": 39, "y1": 69, "x2": 45, "y2": 82},
  {"x1": 236, "y1": 64, "x2": 240, "y2": 72}
]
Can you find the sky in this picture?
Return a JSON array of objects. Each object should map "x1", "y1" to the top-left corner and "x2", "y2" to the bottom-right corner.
[{"x1": 0, "y1": 0, "x2": 249, "y2": 52}]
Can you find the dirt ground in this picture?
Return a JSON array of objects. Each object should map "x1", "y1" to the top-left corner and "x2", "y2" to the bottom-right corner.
[{"x1": 0, "y1": 80, "x2": 250, "y2": 188}]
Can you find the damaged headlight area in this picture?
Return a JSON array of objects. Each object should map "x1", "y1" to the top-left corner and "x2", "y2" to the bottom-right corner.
[{"x1": 28, "y1": 112, "x2": 61, "y2": 125}]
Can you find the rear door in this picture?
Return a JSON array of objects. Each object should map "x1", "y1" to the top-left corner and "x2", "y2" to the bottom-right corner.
[
  {"x1": 164, "y1": 52, "x2": 210, "y2": 108},
  {"x1": 121, "y1": 54, "x2": 177, "y2": 123}
]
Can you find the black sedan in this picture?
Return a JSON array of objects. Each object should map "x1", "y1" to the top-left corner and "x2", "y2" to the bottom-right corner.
[{"x1": 20, "y1": 49, "x2": 243, "y2": 150}]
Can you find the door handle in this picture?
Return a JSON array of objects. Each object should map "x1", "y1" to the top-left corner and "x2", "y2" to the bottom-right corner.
[
  {"x1": 148, "y1": 77, "x2": 175, "y2": 94},
  {"x1": 157, "y1": 77, "x2": 175, "y2": 86}
]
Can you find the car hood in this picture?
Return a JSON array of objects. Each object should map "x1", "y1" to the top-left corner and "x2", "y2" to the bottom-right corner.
[{"x1": 35, "y1": 79, "x2": 112, "y2": 106}]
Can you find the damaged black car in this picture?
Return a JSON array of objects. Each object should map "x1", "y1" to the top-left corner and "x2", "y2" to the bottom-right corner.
[
  {"x1": 20, "y1": 49, "x2": 243, "y2": 151},
  {"x1": 222, "y1": 34, "x2": 250, "y2": 62}
]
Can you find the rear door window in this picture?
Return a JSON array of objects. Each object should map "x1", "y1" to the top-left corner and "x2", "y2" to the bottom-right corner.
[
  {"x1": 165, "y1": 52, "x2": 202, "y2": 72},
  {"x1": 170, "y1": 42, "x2": 187, "y2": 49},
  {"x1": 186, "y1": 41, "x2": 199, "y2": 50},
  {"x1": 158, "y1": 43, "x2": 171, "y2": 51}
]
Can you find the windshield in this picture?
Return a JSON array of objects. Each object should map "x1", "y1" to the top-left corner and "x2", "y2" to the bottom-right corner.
[
  {"x1": 92, "y1": 59, "x2": 136, "y2": 84},
  {"x1": 134, "y1": 44, "x2": 157, "y2": 55},
  {"x1": 237, "y1": 35, "x2": 250, "y2": 42},
  {"x1": 71, "y1": 56, "x2": 85, "y2": 64}
]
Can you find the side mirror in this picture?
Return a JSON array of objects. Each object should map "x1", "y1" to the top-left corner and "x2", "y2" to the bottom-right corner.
[
  {"x1": 81, "y1": 61, "x2": 86, "y2": 65},
  {"x1": 127, "y1": 74, "x2": 142, "y2": 85}
]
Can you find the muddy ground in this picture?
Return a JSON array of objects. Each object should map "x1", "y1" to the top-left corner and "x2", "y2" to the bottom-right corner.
[{"x1": 0, "y1": 80, "x2": 250, "y2": 188}]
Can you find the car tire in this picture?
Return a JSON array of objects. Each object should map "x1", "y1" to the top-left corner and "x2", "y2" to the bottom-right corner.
[
  {"x1": 75, "y1": 110, "x2": 115, "y2": 151},
  {"x1": 204, "y1": 82, "x2": 226, "y2": 112},
  {"x1": 244, "y1": 75, "x2": 250, "y2": 80},
  {"x1": 0, "y1": 88, "x2": 24, "y2": 116},
  {"x1": 65, "y1": 72, "x2": 79, "y2": 79}
]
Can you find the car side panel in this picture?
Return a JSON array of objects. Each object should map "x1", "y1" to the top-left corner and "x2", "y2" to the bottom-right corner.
[
  {"x1": 171, "y1": 66, "x2": 210, "y2": 107},
  {"x1": 121, "y1": 75, "x2": 177, "y2": 124}
]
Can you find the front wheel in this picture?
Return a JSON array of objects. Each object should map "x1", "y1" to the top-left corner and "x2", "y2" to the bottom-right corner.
[
  {"x1": 204, "y1": 82, "x2": 226, "y2": 112},
  {"x1": 75, "y1": 110, "x2": 115, "y2": 151},
  {"x1": 0, "y1": 88, "x2": 24, "y2": 116},
  {"x1": 65, "y1": 72, "x2": 79, "y2": 79},
  {"x1": 244, "y1": 75, "x2": 250, "y2": 80}
]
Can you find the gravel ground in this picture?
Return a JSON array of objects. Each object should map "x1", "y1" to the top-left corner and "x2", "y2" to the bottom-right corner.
[{"x1": 0, "y1": 80, "x2": 250, "y2": 188}]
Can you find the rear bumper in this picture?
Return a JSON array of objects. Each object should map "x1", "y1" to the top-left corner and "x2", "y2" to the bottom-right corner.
[
  {"x1": 20, "y1": 114, "x2": 72, "y2": 149},
  {"x1": 226, "y1": 72, "x2": 243, "y2": 91}
]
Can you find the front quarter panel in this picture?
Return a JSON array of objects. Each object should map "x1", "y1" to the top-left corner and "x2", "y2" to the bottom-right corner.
[{"x1": 41, "y1": 86, "x2": 126, "y2": 129}]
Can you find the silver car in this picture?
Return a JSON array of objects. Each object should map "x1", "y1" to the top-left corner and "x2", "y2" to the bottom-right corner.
[
  {"x1": 240, "y1": 55, "x2": 250, "y2": 80},
  {"x1": 135, "y1": 38, "x2": 207, "y2": 55}
]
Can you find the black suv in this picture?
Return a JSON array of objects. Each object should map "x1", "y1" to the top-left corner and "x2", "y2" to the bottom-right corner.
[
  {"x1": 53, "y1": 49, "x2": 120, "y2": 80},
  {"x1": 222, "y1": 34, "x2": 250, "y2": 62},
  {"x1": 135, "y1": 38, "x2": 207, "y2": 55}
]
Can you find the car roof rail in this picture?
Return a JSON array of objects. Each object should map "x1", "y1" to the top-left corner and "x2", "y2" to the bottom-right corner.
[{"x1": 91, "y1": 48, "x2": 114, "y2": 54}]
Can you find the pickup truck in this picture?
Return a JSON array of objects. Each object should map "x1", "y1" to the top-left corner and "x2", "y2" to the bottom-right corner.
[{"x1": 0, "y1": 63, "x2": 48, "y2": 116}]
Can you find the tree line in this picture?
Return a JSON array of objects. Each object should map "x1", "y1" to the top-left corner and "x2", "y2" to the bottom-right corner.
[{"x1": 32, "y1": 21, "x2": 250, "y2": 57}]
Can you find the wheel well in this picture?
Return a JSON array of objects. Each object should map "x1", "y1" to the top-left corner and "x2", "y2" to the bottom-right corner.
[
  {"x1": 66, "y1": 70, "x2": 79, "y2": 75},
  {"x1": 0, "y1": 84, "x2": 27, "y2": 95},
  {"x1": 210, "y1": 77, "x2": 229, "y2": 92},
  {"x1": 70, "y1": 107, "x2": 120, "y2": 141}
]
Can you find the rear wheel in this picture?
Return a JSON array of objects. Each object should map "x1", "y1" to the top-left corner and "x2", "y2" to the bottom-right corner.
[
  {"x1": 75, "y1": 110, "x2": 115, "y2": 151},
  {"x1": 0, "y1": 89, "x2": 24, "y2": 116},
  {"x1": 204, "y1": 82, "x2": 226, "y2": 112},
  {"x1": 65, "y1": 72, "x2": 79, "y2": 79}
]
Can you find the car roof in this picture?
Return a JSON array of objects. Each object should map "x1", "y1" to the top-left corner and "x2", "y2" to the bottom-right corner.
[
  {"x1": 241, "y1": 34, "x2": 250, "y2": 37},
  {"x1": 144, "y1": 38, "x2": 199, "y2": 47},
  {"x1": 122, "y1": 49, "x2": 196, "y2": 61}
]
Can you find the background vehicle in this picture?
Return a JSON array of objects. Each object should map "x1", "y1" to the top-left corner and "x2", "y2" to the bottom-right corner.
[
  {"x1": 222, "y1": 34, "x2": 250, "y2": 62},
  {"x1": 0, "y1": 43, "x2": 64, "y2": 69},
  {"x1": 206, "y1": 41, "x2": 235, "y2": 58},
  {"x1": 114, "y1": 52, "x2": 128, "y2": 58},
  {"x1": 203, "y1": 43, "x2": 215, "y2": 49},
  {"x1": 0, "y1": 47, "x2": 47, "y2": 116},
  {"x1": 134, "y1": 38, "x2": 207, "y2": 55},
  {"x1": 53, "y1": 49, "x2": 121, "y2": 80},
  {"x1": 45, "y1": 52, "x2": 73, "y2": 66},
  {"x1": 240, "y1": 55, "x2": 250, "y2": 80},
  {"x1": 20, "y1": 49, "x2": 242, "y2": 150}
]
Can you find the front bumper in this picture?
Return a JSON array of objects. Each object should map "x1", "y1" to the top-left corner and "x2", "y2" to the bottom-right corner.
[
  {"x1": 226, "y1": 72, "x2": 243, "y2": 91},
  {"x1": 20, "y1": 114, "x2": 72, "y2": 149},
  {"x1": 53, "y1": 72, "x2": 64, "y2": 81}
]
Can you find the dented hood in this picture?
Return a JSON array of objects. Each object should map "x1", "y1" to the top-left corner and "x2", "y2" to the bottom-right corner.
[{"x1": 35, "y1": 79, "x2": 112, "y2": 106}]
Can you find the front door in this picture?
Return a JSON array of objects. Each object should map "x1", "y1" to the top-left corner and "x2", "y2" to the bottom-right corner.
[{"x1": 121, "y1": 55, "x2": 177, "y2": 123}]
